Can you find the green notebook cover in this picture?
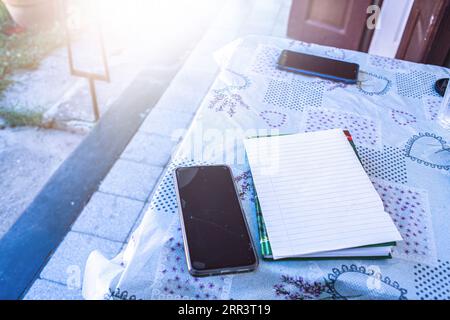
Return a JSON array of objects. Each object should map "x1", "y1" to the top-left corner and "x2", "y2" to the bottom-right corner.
[{"x1": 250, "y1": 130, "x2": 396, "y2": 260}]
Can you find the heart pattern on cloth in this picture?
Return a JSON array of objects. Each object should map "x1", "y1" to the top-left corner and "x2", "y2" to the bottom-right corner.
[
  {"x1": 422, "y1": 96, "x2": 442, "y2": 121},
  {"x1": 390, "y1": 109, "x2": 416, "y2": 126},
  {"x1": 274, "y1": 264, "x2": 408, "y2": 300},
  {"x1": 369, "y1": 55, "x2": 405, "y2": 71},
  {"x1": 215, "y1": 69, "x2": 251, "y2": 94},
  {"x1": 289, "y1": 39, "x2": 313, "y2": 49},
  {"x1": 325, "y1": 48, "x2": 346, "y2": 60},
  {"x1": 260, "y1": 110, "x2": 287, "y2": 128},
  {"x1": 358, "y1": 71, "x2": 392, "y2": 96},
  {"x1": 327, "y1": 265, "x2": 407, "y2": 300},
  {"x1": 405, "y1": 133, "x2": 450, "y2": 171}
]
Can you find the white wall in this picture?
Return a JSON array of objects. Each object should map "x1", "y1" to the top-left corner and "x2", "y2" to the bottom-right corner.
[{"x1": 369, "y1": 0, "x2": 414, "y2": 58}]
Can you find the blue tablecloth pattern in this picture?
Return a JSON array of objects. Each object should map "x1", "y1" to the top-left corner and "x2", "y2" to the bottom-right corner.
[{"x1": 83, "y1": 36, "x2": 450, "y2": 301}]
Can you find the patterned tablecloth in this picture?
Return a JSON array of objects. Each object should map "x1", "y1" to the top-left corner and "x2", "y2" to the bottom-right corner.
[{"x1": 83, "y1": 36, "x2": 450, "y2": 300}]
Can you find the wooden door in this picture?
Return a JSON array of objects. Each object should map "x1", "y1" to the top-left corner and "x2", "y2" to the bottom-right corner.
[
  {"x1": 396, "y1": 0, "x2": 450, "y2": 63},
  {"x1": 287, "y1": 0, "x2": 375, "y2": 51}
]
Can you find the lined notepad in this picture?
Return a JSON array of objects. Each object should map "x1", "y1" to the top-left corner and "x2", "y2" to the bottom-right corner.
[{"x1": 244, "y1": 129, "x2": 402, "y2": 260}]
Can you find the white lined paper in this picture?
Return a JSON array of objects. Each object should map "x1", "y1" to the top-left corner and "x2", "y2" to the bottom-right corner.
[{"x1": 244, "y1": 129, "x2": 402, "y2": 260}]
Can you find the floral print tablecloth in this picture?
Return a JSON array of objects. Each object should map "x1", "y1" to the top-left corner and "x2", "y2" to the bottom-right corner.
[{"x1": 83, "y1": 36, "x2": 450, "y2": 300}]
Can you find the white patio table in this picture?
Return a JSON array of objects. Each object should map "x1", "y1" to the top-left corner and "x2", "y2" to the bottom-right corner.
[{"x1": 83, "y1": 36, "x2": 450, "y2": 300}]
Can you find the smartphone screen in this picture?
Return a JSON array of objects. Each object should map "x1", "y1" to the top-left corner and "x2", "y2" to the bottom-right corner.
[
  {"x1": 278, "y1": 50, "x2": 359, "y2": 83},
  {"x1": 174, "y1": 166, "x2": 257, "y2": 276}
]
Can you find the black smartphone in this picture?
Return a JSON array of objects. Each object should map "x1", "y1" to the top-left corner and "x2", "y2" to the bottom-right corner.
[
  {"x1": 435, "y1": 78, "x2": 448, "y2": 97},
  {"x1": 174, "y1": 165, "x2": 258, "y2": 276},
  {"x1": 278, "y1": 49, "x2": 359, "y2": 84}
]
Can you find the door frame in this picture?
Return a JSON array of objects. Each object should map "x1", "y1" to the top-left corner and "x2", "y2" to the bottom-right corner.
[
  {"x1": 368, "y1": 0, "x2": 414, "y2": 57},
  {"x1": 424, "y1": 1, "x2": 450, "y2": 66},
  {"x1": 396, "y1": 0, "x2": 450, "y2": 64}
]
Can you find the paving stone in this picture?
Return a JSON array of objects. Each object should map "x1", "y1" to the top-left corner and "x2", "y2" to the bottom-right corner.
[
  {"x1": 243, "y1": 0, "x2": 280, "y2": 27},
  {"x1": 210, "y1": 0, "x2": 253, "y2": 30},
  {"x1": 152, "y1": 67, "x2": 217, "y2": 116},
  {"x1": 189, "y1": 26, "x2": 240, "y2": 59},
  {"x1": 24, "y1": 279, "x2": 83, "y2": 300},
  {"x1": 271, "y1": 22, "x2": 288, "y2": 37},
  {"x1": 239, "y1": 2, "x2": 281, "y2": 36},
  {"x1": 99, "y1": 159, "x2": 163, "y2": 201},
  {"x1": 240, "y1": 22, "x2": 275, "y2": 37},
  {"x1": 71, "y1": 192, "x2": 144, "y2": 243},
  {"x1": 40, "y1": 231, "x2": 122, "y2": 286},
  {"x1": 139, "y1": 108, "x2": 194, "y2": 140},
  {"x1": 182, "y1": 41, "x2": 225, "y2": 74},
  {"x1": 121, "y1": 132, "x2": 177, "y2": 167},
  {"x1": 271, "y1": 1, "x2": 291, "y2": 37}
]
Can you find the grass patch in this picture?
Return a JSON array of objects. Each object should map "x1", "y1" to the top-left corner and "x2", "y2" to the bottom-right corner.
[
  {"x1": 0, "y1": 9, "x2": 65, "y2": 96},
  {"x1": 0, "y1": 78, "x2": 13, "y2": 92},
  {"x1": 0, "y1": 108, "x2": 43, "y2": 127},
  {"x1": 0, "y1": 2, "x2": 9, "y2": 24},
  {"x1": 0, "y1": 3, "x2": 64, "y2": 127}
]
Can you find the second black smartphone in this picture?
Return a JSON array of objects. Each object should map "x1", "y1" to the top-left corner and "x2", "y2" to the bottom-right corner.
[{"x1": 278, "y1": 49, "x2": 359, "y2": 84}]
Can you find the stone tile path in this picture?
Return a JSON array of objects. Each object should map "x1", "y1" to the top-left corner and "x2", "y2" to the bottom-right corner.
[{"x1": 24, "y1": 0, "x2": 291, "y2": 300}]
